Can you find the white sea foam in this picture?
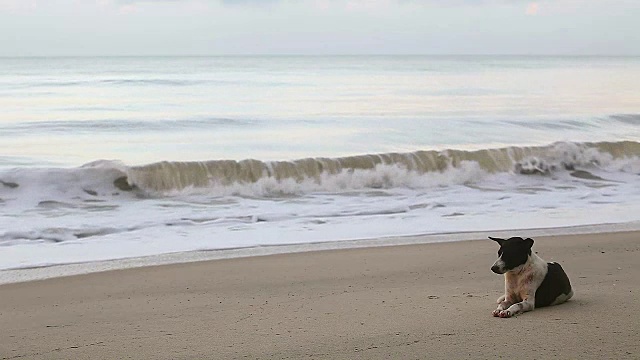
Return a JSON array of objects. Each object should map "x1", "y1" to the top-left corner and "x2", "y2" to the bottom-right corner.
[{"x1": 1, "y1": 141, "x2": 640, "y2": 281}]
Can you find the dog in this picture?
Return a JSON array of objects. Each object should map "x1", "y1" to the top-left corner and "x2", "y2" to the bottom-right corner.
[{"x1": 490, "y1": 236, "x2": 573, "y2": 318}]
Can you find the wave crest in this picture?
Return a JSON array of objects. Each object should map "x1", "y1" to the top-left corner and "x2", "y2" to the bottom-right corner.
[
  {"x1": 2, "y1": 141, "x2": 639, "y2": 201},
  {"x1": 125, "y1": 141, "x2": 640, "y2": 195}
]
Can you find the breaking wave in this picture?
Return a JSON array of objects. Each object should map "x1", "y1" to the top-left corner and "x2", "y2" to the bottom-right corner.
[
  {"x1": 1, "y1": 141, "x2": 640, "y2": 202},
  {"x1": 125, "y1": 141, "x2": 640, "y2": 195}
]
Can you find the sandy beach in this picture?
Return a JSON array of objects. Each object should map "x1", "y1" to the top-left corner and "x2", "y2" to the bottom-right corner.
[{"x1": 1, "y1": 231, "x2": 639, "y2": 359}]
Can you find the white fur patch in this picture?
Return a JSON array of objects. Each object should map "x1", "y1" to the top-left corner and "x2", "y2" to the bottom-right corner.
[
  {"x1": 492, "y1": 258, "x2": 507, "y2": 273},
  {"x1": 550, "y1": 289, "x2": 574, "y2": 306}
]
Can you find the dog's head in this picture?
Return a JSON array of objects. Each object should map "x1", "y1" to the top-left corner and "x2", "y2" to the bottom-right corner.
[{"x1": 489, "y1": 236, "x2": 534, "y2": 274}]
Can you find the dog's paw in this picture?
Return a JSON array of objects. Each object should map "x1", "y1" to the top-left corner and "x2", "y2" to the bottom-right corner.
[
  {"x1": 492, "y1": 309, "x2": 502, "y2": 317},
  {"x1": 498, "y1": 310, "x2": 512, "y2": 318}
]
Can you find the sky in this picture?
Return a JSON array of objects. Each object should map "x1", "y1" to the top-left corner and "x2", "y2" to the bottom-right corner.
[{"x1": 0, "y1": 0, "x2": 638, "y2": 56}]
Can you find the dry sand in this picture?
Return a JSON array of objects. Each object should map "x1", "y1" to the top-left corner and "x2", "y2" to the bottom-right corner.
[{"x1": 1, "y1": 231, "x2": 639, "y2": 359}]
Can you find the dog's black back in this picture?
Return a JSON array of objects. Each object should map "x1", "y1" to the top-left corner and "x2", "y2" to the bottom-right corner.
[{"x1": 535, "y1": 262, "x2": 572, "y2": 308}]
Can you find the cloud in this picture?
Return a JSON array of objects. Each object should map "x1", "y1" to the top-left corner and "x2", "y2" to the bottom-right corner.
[
  {"x1": 221, "y1": 0, "x2": 279, "y2": 4},
  {"x1": 116, "y1": 0, "x2": 182, "y2": 3},
  {"x1": 0, "y1": 0, "x2": 37, "y2": 13},
  {"x1": 112, "y1": 0, "x2": 539, "y2": 6},
  {"x1": 526, "y1": 1, "x2": 539, "y2": 15},
  {"x1": 111, "y1": 0, "x2": 279, "y2": 8},
  {"x1": 345, "y1": 0, "x2": 393, "y2": 12}
]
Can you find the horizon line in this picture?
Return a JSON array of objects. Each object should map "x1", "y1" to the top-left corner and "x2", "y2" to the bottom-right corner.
[{"x1": 1, "y1": 53, "x2": 640, "y2": 58}]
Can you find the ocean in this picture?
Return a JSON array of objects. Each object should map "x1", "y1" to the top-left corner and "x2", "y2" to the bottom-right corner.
[{"x1": 1, "y1": 56, "x2": 640, "y2": 282}]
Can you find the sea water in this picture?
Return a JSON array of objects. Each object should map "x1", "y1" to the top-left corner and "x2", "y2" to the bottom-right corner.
[{"x1": 1, "y1": 56, "x2": 640, "y2": 281}]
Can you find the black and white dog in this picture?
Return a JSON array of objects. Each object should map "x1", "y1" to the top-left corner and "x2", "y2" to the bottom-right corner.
[{"x1": 490, "y1": 236, "x2": 573, "y2": 318}]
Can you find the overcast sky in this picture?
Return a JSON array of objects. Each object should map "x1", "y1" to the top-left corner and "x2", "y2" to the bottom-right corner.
[{"x1": 0, "y1": 0, "x2": 638, "y2": 56}]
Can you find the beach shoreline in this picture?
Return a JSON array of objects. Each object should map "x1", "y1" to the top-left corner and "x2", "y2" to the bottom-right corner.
[
  {"x1": 2, "y1": 221, "x2": 640, "y2": 285},
  {"x1": 1, "y1": 230, "x2": 639, "y2": 359}
]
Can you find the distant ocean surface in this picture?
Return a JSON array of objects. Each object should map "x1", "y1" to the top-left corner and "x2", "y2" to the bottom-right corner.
[{"x1": 1, "y1": 56, "x2": 640, "y2": 280}]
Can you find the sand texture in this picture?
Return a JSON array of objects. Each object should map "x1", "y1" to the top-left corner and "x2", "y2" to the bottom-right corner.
[{"x1": 1, "y1": 231, "x2": 639, "y2": 359}]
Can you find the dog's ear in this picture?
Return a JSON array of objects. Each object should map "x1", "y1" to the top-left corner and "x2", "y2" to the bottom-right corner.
[
  {"x1": 524, "y1": 238, "x2": 534, "y2": 249},
  {"x1": 488, "y1": 236, "x2": 505, "y2": 245}
]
